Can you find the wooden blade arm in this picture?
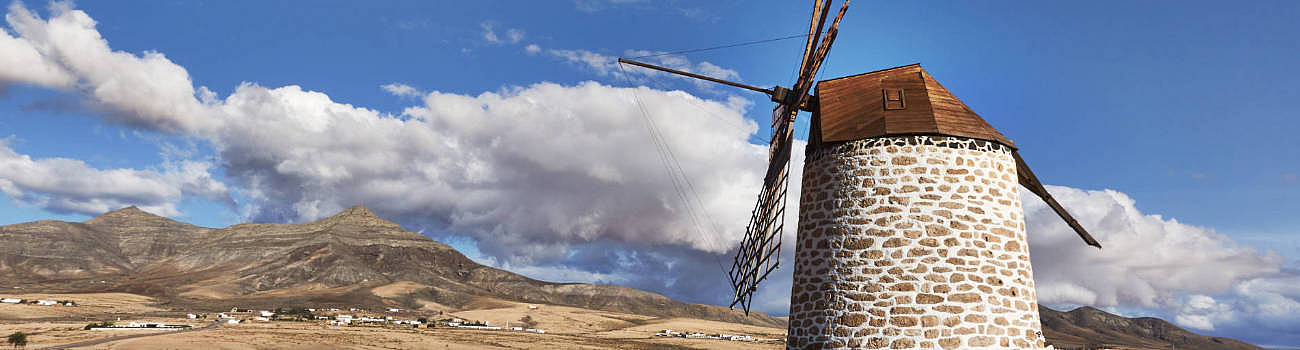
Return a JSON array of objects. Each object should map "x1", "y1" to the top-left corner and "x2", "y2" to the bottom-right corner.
[
  {"x1": 1014, "y1": 151, "x2": 1102, "y2": 248},
  {"x1": 792, "y1": 0, "x2": 850, "y2": 107},
  {"x1": 798, "y1": 0, "x2": 833, "y2": 77},
  {"x1": 616, "y1": 58, "x2": 773, "y2": 95}
]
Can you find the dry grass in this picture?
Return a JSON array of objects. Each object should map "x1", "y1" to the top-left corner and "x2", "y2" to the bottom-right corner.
[
  {"x1": 0, "y1": 292, "x2": 786, "y2": 349},
  {"x1": 446, "y1": 303, "x2": 657, "y2": 335},
  {"x1": 0, "y1": 293, "x2": 162, "y2": 319},
  {"x1": 592, "y1": 317, "x2": 788, "y2": 338},
  {"x1": 370, "y1": 282, "x2": 429, "y2": 298},
  {"x1": 0, "y1": 321, "x2": 140, "y2": 345}
]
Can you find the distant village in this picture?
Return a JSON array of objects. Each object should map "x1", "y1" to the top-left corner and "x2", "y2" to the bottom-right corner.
[
  {"x1": 192, "y1": 305, "x2": 549, "y2": 332},
  {"x1": 1, "y1": 297, "x2": 76, "y2": 307},
  {"x1": 655, "y1": 329, "x2": 765, "y2": 342},
  {"x1": 2, "y1": 295, "x2": 777, "y2": 343}
]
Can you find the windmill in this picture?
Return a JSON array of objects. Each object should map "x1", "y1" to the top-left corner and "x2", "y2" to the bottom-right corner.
[{"x1": 620, "y1": 0, "x2": 1100, "y2": 348}]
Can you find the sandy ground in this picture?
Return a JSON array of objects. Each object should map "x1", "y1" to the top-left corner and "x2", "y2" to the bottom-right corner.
[
  {"x1": 592, "y1": 317, "x2": 788, "y2": 339},
  {"x1": 28, "y1": 322, "x2": 784, "y2": 350},
  {"x1": 0, "y1": 293, "x2": 786, "y2": 349},
  {"x1": 446, "y1": 304, "x2": 658, "y2": 335}
]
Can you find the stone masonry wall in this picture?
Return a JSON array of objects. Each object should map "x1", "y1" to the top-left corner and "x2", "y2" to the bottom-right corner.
[{"x1": 786, "y1": 135, "x2": 1047, "y2": 349}]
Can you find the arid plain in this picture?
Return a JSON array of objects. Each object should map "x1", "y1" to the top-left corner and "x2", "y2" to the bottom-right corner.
[{"x1": 0, "y1": 292, "x2": 786, "y2": 349}]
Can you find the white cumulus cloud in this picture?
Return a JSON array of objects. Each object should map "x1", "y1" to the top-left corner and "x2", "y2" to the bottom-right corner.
[
  {"x1": 0, "y1": 2, "x2": 217, "y2": 133},
  {"x1": 0, "y1": 139, "x2": 230, "y2": 217},
  {"x1": 1027, "y1": 186, "x2": 1282, "y2": 309},
  {"x1": 0, "y1": 3, "x2": 764, "y2": 261},
  {"x1": 1024, "y1": 185, "x2": 1294, "y2": 335},
  {"x1": 381, "y1": 83, "x2": 422, "y2": 98}
]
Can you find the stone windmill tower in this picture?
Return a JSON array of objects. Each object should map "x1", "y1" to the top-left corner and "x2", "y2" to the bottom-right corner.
[
  {"x1": 618, "y1": 1, "x2": 1100, "y2": 349},
  {"x1": 787, "y1": 64, "x2": 1099, "y2": 349}
]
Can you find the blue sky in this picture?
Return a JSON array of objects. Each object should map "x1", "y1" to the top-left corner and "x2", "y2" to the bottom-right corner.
[{"x1": 1, "y1": 0, "x2": 1297, "y2": 347}]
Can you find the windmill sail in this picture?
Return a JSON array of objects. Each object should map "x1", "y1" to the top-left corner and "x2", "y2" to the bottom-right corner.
[
  {"x1": 727, "y1": 104, "x2": 795, "y2": 313},
  {"x1": 615, "y1": 0, "x2": 852, "y2": 314},
  {"x1": 728, "y1": 0, "x2": 850, "y2": 314}
]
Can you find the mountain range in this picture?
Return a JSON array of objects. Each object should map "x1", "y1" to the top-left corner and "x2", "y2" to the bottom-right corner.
[{"x1": 0, "y1": 206, "x2": 1265, "y2": 349}]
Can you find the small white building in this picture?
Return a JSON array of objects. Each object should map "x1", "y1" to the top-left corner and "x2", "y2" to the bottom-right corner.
[
  {"x1": 36, "y1": 300, "x2": 58, "y2": 306},
  {"x1": 218, "y1": 313, "x2": 233, "y2": 319},
  {"x1": 387, "y1": 308, "x2": 401, "y2": 312},
  {"x1": 525, "y1": 328, "x2": 546, "y2": 334},
  {"x1": 0, "y1": 298, "x2": 21, "y2": 304},
  {"x1": 335, "y1": 315, "x2": 353, "y2": 323},
  {"x1": 226, "y1": 319, "x2": 240, "y2": 324},
  {"x1": 656, "y1": 329, "x2": 682, "y2": 337},
  {"x1": 259, "y1": 311, "x2": 275, "y2": 317},
  {"x1": 254, "y1": 317, "x2": 269, "y2": 322},
  {"x1": 187, "y1": 314, "x2": 198, "y2": 319}
]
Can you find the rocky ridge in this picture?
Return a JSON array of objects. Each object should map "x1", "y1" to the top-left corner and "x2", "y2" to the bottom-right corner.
[{"x1": 1039, "y1": 305, "x2": 1263, "y2": 350}]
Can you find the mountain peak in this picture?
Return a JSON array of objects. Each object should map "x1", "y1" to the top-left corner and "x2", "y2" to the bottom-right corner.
[
  {"x1": 336, "y1": 205, "x2": 377, "y2": 218},
  {"x1": 86, "y1": 205, "x2": 163, "y2": 222},
  {"x1": 112, "y1": 205, "x2": 146, "y2": 213},
  {"x1": 83, "y1": 205, "x2": 197, "y2": 233},
  {"x1": 314, "y1": 205, "x2": 400, "y2": 228}
]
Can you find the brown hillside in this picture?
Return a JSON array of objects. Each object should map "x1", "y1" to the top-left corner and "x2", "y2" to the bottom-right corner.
[
  {"x1": 1040, "y1": 306, "x2": 1264, "y2": 350},
  {"x1": 0, "y1": 205, "x2": 782, "y2": 328}
]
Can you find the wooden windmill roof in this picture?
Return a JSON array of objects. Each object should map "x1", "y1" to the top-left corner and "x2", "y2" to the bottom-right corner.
[{"x1": 813, "y1": 64, "x2": 1015, "y2": 148}]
